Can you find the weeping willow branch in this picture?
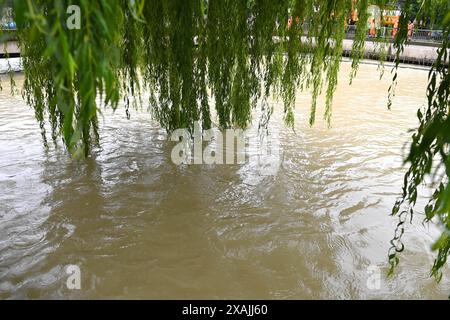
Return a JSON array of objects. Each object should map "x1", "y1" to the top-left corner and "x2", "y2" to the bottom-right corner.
[
  {"x1": 1, "y1": 0, "x2": 377, "y2": 154},
  {"x1": 389, "y1": 8, "x2": 450, "y2": 280}
]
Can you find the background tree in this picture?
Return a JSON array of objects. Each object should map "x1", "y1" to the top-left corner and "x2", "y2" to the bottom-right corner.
[{"x1": 408, "y1": 0, "x2": 449, "y2": 28}]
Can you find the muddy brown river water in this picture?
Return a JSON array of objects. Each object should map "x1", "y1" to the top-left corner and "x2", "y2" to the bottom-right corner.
[{"x1": 0, "y1": 61, "x2": 448, "y2": 299}]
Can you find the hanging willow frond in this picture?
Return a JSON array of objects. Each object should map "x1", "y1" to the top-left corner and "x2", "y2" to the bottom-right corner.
[
  {"x1": 389, "y1": 7, "x2": 450, "y2": 280},
  {"x1": 2, "y1": 0, "x2": 376, "y2": 154}
]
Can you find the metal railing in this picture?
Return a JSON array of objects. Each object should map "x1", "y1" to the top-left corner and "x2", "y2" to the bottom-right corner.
[
  {"x1": 344, "y1": 24, "x2": 446, "y2": 44},
  {"x1": 1, "y1": 21, "x2": 446, "y2": 44}
]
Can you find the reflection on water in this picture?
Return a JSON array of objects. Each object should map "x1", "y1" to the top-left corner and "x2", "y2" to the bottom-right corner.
[{"x1": 0, "y1": 62, "x2": 448, "y2": 299}]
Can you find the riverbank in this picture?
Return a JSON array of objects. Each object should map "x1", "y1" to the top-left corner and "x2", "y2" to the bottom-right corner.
[
  {"x1": 341, "y1": 39, "x2": 442, "y2": 66},
  {"x1": 0, "y1": 56, "x2": 430, "y2": 77},
  {"x1": 0, "y1": 57, "x2": 21, "y2": 74},
  {"x1": 0, "y1": 38, "x2": 445, "y2": 75}
]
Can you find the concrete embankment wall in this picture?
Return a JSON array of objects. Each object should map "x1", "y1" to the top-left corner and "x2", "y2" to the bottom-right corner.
[
  {"x1": 0, "y1": 42, "x2": 21, "y2": 73},
  {"x1": 0, "y1": 39, "x2": 447, "y2": 74},
  {"x1": 341, "y1": 39, "x2": 442, "y2": 66},
  {"x1": 1, "y1": 41, "x2": 20, "y2": 57}
]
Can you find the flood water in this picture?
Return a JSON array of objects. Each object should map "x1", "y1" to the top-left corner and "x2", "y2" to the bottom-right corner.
[{"x1": 0, "y1": 61, "x2": 448, "y2": 299}]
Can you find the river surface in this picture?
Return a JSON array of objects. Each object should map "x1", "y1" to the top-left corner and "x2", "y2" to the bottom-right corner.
[{"x1": 0, "y1": 61, "x2": 448, "y2": 299}]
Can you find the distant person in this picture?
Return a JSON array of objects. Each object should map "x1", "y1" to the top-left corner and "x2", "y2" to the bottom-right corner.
[
  {"x1": 369, "y1": 18, "x2": 376, "y2": 37},
  {"x1": 408, "y1": 21, "x2": 414, "y2": 40},
  {"x1": 393, "y1": 20, "x2": 399, "y2": 39},
  {"x1": 288, "y1": 16, "x2": 293, "y2": 29}
]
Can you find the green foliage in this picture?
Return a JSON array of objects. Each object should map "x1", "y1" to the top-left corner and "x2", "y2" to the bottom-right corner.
[
  {"x1": 8, "y1": 0, "x2": 124, "y2": 156},
  {"x1": 0, "y1": 0, "x2": 449, "y2": 283},
  {"x1": 2, "y1": 0, "x2": 376, "y2": 155},
  {"x1": 389, "y1": 8, "x2": 450, "y2": 280},
  {"x1": 408, "y1": 0, "x2": 450, "y2": 29}
]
